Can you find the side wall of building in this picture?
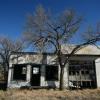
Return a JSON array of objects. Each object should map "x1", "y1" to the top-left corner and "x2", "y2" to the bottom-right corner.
[{"x1": 95, "y1": 58, "x2": 100, "y2": 88}]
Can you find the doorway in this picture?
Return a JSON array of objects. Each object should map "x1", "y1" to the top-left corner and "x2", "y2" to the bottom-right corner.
[{"x1": 31, "y1": 65, "x2": 40, "y2": 86}]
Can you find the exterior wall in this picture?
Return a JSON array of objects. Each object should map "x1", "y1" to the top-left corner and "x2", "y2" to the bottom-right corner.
[
  {"x1": 8, "y1": 53, "x2": 100, "y2": 89},
  {"x1": 8, "y1": 64, "x2": 60, "y2": 88},
  {"x1": 95, "y1": 58, "x2": 100, "y2": 88},
  {"x1": 8, "y1": 54, "x2": 60, "y2": 88}
]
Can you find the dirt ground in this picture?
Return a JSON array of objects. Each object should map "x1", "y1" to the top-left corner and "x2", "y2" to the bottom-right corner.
[{"x1": 0, "y1": 88, "x2": 100, "y2": 100}]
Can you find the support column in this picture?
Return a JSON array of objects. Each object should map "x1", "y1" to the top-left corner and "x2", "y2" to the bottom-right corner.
[
  {"x1": 26, "y1": 65, "x2": 31, "y2": 84},
  {"x1": 40, "y1": 65, "x2": 45, "y2": 86},
  {"x1": 7, "y1": 68, "x2": 12, "y2": 87},
  {"x1": 95, "y1": 58, "x2": 100, "y2": 88},
  {"x1": 7, "y1": 62, "x2": 14, "y2": 88}
]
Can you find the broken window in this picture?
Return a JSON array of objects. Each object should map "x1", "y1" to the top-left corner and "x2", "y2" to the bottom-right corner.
[
  {"x1": 81, "y1": 71, "x2": 85, "y2": 75},
  {"x1": 76, "y1": 71, "x2": 79, "y2": 75},
  {"x1": 69, "y1": 60, "x2": 97, "y2": 89},
  {"x1": 13, "y1": 64, "x2": 27, "y2": 80},
  {"x1": 86, "y1": 70, "x2": 89, "y2": 74},
  {"x1": 45, "y1": 65, "x2": 58, "y2": 81},
  {"x1": 22, "y1": 67, "x2": 27, "y2": 74},
  {"x1": 33, "y1": 67, "x2": 39, "y2": 74},
  {"x1": 69, "y1": 71, "x2": 79, "y2": 75}
]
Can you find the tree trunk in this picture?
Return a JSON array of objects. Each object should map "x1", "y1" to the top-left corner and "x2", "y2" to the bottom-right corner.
[
  {"x1": 66, "y1": 62, "x2": 70, "y2": 90},
  {"x1": 2, "y1": 63, "x2": 8, "y2": 90},
  {"x1": 59, "y1": 66, "x2": 64, "y2": 90}
]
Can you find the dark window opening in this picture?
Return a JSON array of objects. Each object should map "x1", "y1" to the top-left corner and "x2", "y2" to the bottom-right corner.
[
  {"x1": 69, "y1": 71, "x2": 80, "y2": 75},
  {"x1": 13, "y1": 64, "x2": 27, "y2": 81},
  {"x1": 69, "y1": 60, "x2": 97, "y2": 89},
  {"x1": 76, "y1": 71, "x2": 79, "y2": 75},
  {"x1": 45, "y1": 65, "x2": 58, "y2": 81},
  {"x1": 69, "y1": 71, "x2": 71, "y2": 75},
  {"x1": 86, "y1": 71, "x2": 89, "y2": 74},
  {"x1": 72, "y1": 71, "x2": 75, "y2": 75},
  {"x1": 81, "y1": 71, "x2": 85, "y2": 75}
]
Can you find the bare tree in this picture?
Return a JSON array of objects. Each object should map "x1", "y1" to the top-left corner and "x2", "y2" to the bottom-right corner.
[
  {"x1": 23, "y1": 5, "x2": 100, "y2": 90},
  {"x1": 0, "y1": 36, "x2": 24, "y2": 83},
  {"x1": 82, "y1": 24, "x2": 100, "y2": 46}
]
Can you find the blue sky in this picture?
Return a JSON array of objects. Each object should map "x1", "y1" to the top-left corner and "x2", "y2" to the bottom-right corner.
[{"x1": 0, "y1": 0, "x2": 100, "y2": 42}]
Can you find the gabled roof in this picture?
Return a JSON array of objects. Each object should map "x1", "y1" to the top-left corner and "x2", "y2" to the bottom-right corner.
[{"x1": 61, "y1": 44, "x2": 100, "y2": 55}]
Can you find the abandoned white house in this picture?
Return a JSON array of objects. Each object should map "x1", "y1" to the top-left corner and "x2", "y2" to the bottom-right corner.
[{"x1": 7, "y1": 45, "x2": 100, "y2": 89}]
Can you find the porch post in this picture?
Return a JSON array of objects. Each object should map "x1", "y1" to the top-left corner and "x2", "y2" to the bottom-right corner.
[
  {"x1": 26, "y1": 65, "x2": 31, "y2": 84},
  {"x1": 40, "y1": 65, "x2": 45, "y2": 86},
  {"x1": 95, "y1": 58, "x2": 100, "y2": 88},
  {"x1": 7, "y1": 62, "x2": 13, "y2": 88}
]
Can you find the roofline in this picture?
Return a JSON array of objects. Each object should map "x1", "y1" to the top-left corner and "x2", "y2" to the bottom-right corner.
[
  {"x1": 67, "y1": 54, "x2": 100, "y2": 57},
  {"x1": 11, "y1": 51, "x2": 55, "y2": 55},
  {"x1": 11, "y1": 52, "x2": 100, "y2": 57}
]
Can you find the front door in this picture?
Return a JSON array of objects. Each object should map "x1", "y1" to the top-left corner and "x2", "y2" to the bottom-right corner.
[{"x1": 31, "y1": 66, "x2": 40, "y2": 86}]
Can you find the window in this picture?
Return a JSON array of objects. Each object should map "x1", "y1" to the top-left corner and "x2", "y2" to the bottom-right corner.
[
  {"x1": 76, "y1": 71, "x2": 79, "y2": 75},
  {"x1": 22, "y1": 67, "x2": 27, "y2": 74},
  {"x1": 33, "y1": 67, "x2": 39, "y2": 74},
  {"x1": 72, "y1": 71, "x2": 75, "y2": 75},
  {"x1": 69, "y1": 60, "x2": 96, "y2": 89},
  {"x1": 45, "y1": 65, "x2": 58, "y2": 81},
  {"x1": 86, "y1": 71, "x2": 89, "y2": 74},
  {"x1": 69, "y1": 71, "x2": 71, "y2": 75},
  {"x1": 13, "y1": 64, "x2": 27, "y2": 80},
  {"x1": 81, "y1": 71, "x2": 85, "y2": 75}
]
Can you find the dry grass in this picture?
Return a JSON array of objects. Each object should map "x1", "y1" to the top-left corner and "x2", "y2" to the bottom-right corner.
[{"x1": 0, "y1": 88, "x2": 100, "y2": 100}]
